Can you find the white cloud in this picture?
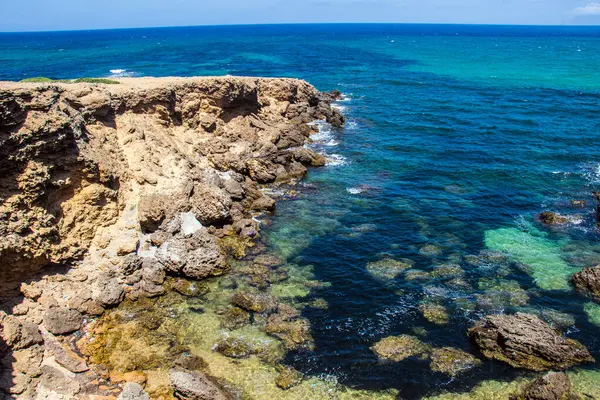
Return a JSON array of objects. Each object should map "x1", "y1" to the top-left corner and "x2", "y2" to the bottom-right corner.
[{"x1": 573, "y1": 2, "x2": 600, "y2": 15}]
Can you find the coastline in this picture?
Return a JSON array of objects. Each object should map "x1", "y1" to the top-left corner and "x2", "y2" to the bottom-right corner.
[{"x1": 0, "y1": 76, "x2": 346, "y2": 399}]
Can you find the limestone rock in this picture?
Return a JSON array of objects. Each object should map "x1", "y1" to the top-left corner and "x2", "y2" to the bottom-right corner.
[
  {"x1": 468, "y1": 313, "x2": 594, "y2": 371},
  {"x1": 370, "y1": 335, "x2": 430, "y2": 362},
  {"x1": 170, "y1": 369, "x2": 231, "y2": 400},
  {"x1": 429, "y1": 347, "x2": 481, "y2": 377},
  {"x1": 275, "y1": 365, "x2": 303, "y2": 390},
  {"x1": 539, "y1": 212, "x2": 569, "y2": 225}
]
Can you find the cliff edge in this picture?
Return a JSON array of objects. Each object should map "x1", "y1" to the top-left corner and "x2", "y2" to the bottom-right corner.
[{"x1": 0, "y1": 77, "x2": 343, "y2": 398}]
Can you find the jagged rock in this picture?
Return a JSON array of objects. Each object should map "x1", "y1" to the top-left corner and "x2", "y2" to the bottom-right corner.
[
  {"x1": 93, "y1": 273, "x2": 125, "y2": 307},
  {"x1": 539, "y1": 212, "x2": 569, "y2": 225},
  {"x1": 170, "y1": 369, "x2": 231, "y2": 400},
  {"x1": 1, "y1": 316, "x2": 43, "y2": 350},
  {"x1": 291, "y1": 148, "x2": 326, "y2": 167},
  {"x1": 231, "y1": 291, "x2": 278, "y2": 313},
  {"x1": 44, "y1": 332, "x2": 89, "y2": 373},
  {"x1": 43, "y1": 307, "x2": 82, "y2": 335},
  {"x1": 265, "y1": 312, "x2": 313, "y2": 350},
  {"x1": 513, "y1": 372, "x2": 579, "y2": 400},
  {"x1": 250, "y1": 196, "x2": 276, "y2": 212},
  {"x1": 572, "y1": 265, "x2": 600, "y2": 301},
  {"x1": 190, "y1": 183, "x2": 232, "y2": 225},
  {"x1": 468, "y1": 313, "x2": 594, "y2": 371},
  {"x1": 117, "y1": 382, "x2": 151, "y2": 400},
  {"x1": 156, "y1": 230, "x2": 228, "y2": 280}
]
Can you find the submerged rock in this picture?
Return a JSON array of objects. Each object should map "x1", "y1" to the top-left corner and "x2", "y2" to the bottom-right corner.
[
  {"x1": 275, "y1": 365, "x2": 304, "y2": 390},
  {"x1": 572, "y1": 265, "x2": 600, "y2": 301},
  {"x1": 232, "y1": 290, "x2": 278, "y2": 314},
  {"x1": 219, "y1": 306, "x2": 251, "y2": 330},
  {"x1": 513, "y1": 371, "x2": 578, "y2": 400},
  {"x1": 366, "y1": 258, "x2": 413, "y2": 281},
  {"x1": 214, "y1": 337, "x2": 253, "y2": 359},
  {"x1": 419, "y1": 302, "x2": 450, "y2": 325},
  {"x1": 370, "y1": 335, "x2": 430, "y2": 362},
  {"x1": 429, "y1": 347, "x2": 481, "y2": 377},
  {"x1": 468, "y1": 313, "x2": 594, "y2": 371}
]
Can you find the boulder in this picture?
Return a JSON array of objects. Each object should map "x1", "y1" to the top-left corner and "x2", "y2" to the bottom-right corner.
[
  {"x1": 250, "y1": 196, "x2": 276, "y2": 212},
  {"x1": 468, "y1": 313, "x2": 594, "y2": 371},
  {"x1": 156, "y1": 230, "x2": 228, "y2": 280},
  {"x1": 572, "y1": 265, "x2": 600, "y2": 301},
  {"x1": 513, "y1": 372, "x2": 579, "y2": 400},
  {"x1": 170, "y1": 369, "x2": 230, "y2": 400},
  {"x1": 43, "y1": 306, "x2": 82, "y2": 335},
  {"x1": 190, "y1": 183, "x2": 232, "y2": 225},
  {"x1": 93, "y1": 273, "x2": 125, "y2": 307},
  {"x1": 291, "y1": 148, "x2": 326, "y2": 167}
]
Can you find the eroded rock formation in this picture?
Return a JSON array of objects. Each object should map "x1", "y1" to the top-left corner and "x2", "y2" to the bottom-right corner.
[{"x1": 0, "y1": 76, "x2": 343, "y2": 398}]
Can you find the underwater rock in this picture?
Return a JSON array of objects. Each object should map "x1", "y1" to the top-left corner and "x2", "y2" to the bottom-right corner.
[
  {"x1": 174, "y1": 353, "x2": 208, "y2": 371},
  {"x1": 214, "y1": 337, "x2": 253, "y2": 358},
  {"x1": 366, "y1": 258, "x2": 413, "y2": 281},
  {"x1": 253, "y1": 254, "x2": 284, "y2": 267},
  {"x1": 265, "y1": 308, "x2": 313, "y2": 350},
  {"x1": 370, "y1": 335, "x2": 430, "y2": 362},
  {"x1": 275, "y1": 365, "x2": 304, "y2": 390},
  {"x1": 420, "y1": 244, "x2": 442, "y2": 257},
  {"x1": 468, "y1": 313, "x2": 594, "y2": 371},
  {"x1": 404, "y1": 269, "x2": 431, "y2": 282},
  {"x1": 43, "y1": 306, "x2": 82, "y2": 335},
  {"x1": 219, "y1": 306, "x2": 251, "y2": 330},
  {"x1": 513, "y1": 371, "x2": 578, "y2": 400},
  {"x1": 232, "y1": 290, "x2": 278, "y2": 313},
  {"x1": 539, "y1": 212, "x2": 569, "y2": 225},
  {"x1": 571, "y1": 265, "x2": 600, "y2": 302},
  {"x1": 430, "y1": 263, "x2": 464, "y2": 279},
  {"x1": 170, "y1": 369, "x2": 231, "y2": 400},
  {"x1": 429, "y1": 347, "x2": 481, "y2": 377},
  {"x1": 172, "y1": 279, "x2": 208, "y2": 297},
  {"x1": 419, "y1": 302, "x2": 450, "y2": 325}
]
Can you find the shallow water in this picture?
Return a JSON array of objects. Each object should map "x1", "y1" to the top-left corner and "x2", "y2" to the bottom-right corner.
[{"x1": 4, "y1": 24, "x2": 600, "y2": 398}]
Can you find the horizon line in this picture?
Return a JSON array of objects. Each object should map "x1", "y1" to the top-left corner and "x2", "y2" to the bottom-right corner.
[{"x1": 1, "y1": 21, "x2": 600, "y2": 34}]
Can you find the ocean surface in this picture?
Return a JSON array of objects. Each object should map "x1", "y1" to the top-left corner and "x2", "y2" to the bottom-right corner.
[{"x1": 2, "y1": 24, "x2": 600, "y2": 398}]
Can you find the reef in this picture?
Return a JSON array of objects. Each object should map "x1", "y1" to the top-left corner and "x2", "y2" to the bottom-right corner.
[{"x1": 0, "y1": 76, "x2": 344, "y2": 398}]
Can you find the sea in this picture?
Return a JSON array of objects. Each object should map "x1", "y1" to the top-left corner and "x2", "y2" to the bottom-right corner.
[{"x1": 2, "y1": 24, "x2": 600, "y2": 398}]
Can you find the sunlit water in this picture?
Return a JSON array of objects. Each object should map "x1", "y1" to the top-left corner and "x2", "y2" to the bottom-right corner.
[{"x1": 3, "y1": 24, "x2": 600, "y2": 398}]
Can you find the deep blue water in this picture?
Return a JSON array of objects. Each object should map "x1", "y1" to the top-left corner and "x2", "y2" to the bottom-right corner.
[{"x1": 3, "y1": 24, "x2": 600, "y2": 398}]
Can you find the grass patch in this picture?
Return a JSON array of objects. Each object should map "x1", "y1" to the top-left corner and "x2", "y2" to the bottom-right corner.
[
  {"x1": 74, "y1": 78, "x2": 120, "y2": 84},
  {"x1": 20, "y1": 77, "x2": 120, "y2": 84}
]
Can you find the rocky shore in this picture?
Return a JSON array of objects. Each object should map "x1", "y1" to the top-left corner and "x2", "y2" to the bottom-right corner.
[{"x1": 0, "y1": 77, "x2": 344, "y2": 399}]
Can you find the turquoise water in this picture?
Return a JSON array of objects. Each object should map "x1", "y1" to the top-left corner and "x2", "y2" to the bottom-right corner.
[{"x1": 3, "y1": 24, "x2": 600, "y2": 398}]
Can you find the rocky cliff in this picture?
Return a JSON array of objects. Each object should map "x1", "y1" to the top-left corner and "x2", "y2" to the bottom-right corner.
[{"x1": 0, "y1": 77, "x2": 343, "y2": 398}]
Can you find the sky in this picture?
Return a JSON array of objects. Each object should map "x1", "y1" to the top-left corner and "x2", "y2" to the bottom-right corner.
[{"x1": 1, "y1": 0, "x2": 600, "y2": 32}]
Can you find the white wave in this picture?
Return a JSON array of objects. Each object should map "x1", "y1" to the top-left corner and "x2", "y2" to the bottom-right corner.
[
  {"x1": 326, "y1": 154, "x2": 347, "y2": 166},
  {"x1": 346, "y1": 187, "x2": 364, "y2": 195},
  {"x1": 331, "y1": 104, "x2": 347, "y2": 112},
  {"x1": 325, "y1": 139, "x2": 339, "y2": 147},
  {"x1": 109, "y1": 68, "x2": 136, "y2": 77}
]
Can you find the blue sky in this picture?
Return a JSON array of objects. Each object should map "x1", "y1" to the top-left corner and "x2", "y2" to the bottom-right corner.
[{"x1": 1, "y1": 0, "x2": 600, "y2": 31}]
